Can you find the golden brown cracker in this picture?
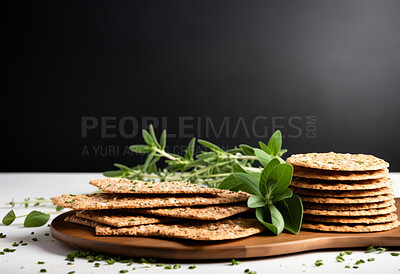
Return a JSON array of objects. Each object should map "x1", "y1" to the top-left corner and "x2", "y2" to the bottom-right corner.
[
  {"x1": 293, "y1": 166, "x2": 388, "y2": 181},
  {"x1": 303, "y1": 213, "x2": 398, "y2": 224},
  {"x1": 303, "y1": 199, "x2": 395, "y2": 211},
  {"x1": 302, "y1": 219, "x2": 400, "y2": 232},
  {"x1": 290, "y1": 177, "x2": 392, "y2": 191},
  {"x1": 64, "y1": 215, "x2": 97, "y2": 228},
  {"x1": 291, "y1": 186, "x2": 393, "y2": 198},
  {"x1": 303, "y1": 204, "x2": 397, "y2": 216},
  {"x1": 299, "y1": 193, "x2": 394, "y2": 204},
  {"x1": 286, "y1": 152, "x2": 389, "y2": 171}
]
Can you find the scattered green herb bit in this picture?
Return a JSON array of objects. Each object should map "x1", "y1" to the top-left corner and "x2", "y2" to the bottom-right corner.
[
  {"x1": 94, "y1": 262, "x2": 100, "y2": 267},
  {"x1": 391, "y1": 253, "x2": 400, "y2": 256},
  {"x1": 129, "y1": 219, "x2": 136, "y2": 222},
  {"x1": 173, "y1": 264, "x2": 181, "y2": 269},
  {"x1": 56, "y1": 206, "x2": 64, "y2": 211},
  {"x1": 44, "y1": 233, "x2": 50, "y2": 236},
  {"x1": 231, "y1": 259, "x2": 241, "y2": 265},
  {"x1": 344, "y1": 251, "x2": 352, "y2": 255},
  {"x1": 367, "y1": 258, "x2": 375, "y2": 262},
  {"x1": 336, "y1": 255, "x2": 345, "y2": 262},
  {"x1": 353, "y1": 266, "x2": 359, "y2": 269},
  {"x1": 120, "y1": 270, "x2": 128, "y2": 273},
  {"x1": 68, "y1": 272, "x2": 75, "y2": 274},
  {"x1": 366, "y1": 246, "x2": 376, "y2": 253},
  {"x1": 40, "y1": 269, "x2": 47, "y2": 273},
  {"x1": 12, "y1": 242, "x2": 19, "y2": 247},
  {"x1": 3, "y1": 248, "x2": 16, "y2": 252},
  {"x1": 106, "y1": 258, "x2": 116, "y2": 265},
  {"x1": 377, "y1": 247, "x2": 388, "y2": 254},
  {"x1": 189, "y1": 265, "x2": 196, "y2": 269},
  {"x1": 0, "y1": 252, "x2": 4, "y2": 255},
  {"x1": 148, "y1": 258, "x2": 157, "y2": 263},
  {"x1": 65, "y1": 199, "x2": 75, "y2": 203},
  {"x1": 67, "y1": 262, "x2": 74, "y2": 265},
  {"x1": 355, "y1": 260, "x2": 365, "y2": 265},
  {"x1": 0, "y1": 233, "x2": 6, "y2": 238},
  {"x1": 156, "y1": 263, "x2": 164, "y2": 267},
  {"x1": 169, "y1": 226, "x2": 174, "y2": 229},
  {"x1": 345, "y1": 265, "x2": 350, "y2": 268},
  {"x1": 164, "y1": 265, "x2": 172, "y2": 269},
  {"x1": 31, "y1": 232, "x2": 35, "y2": 235},
  {"x1": 132, "y1": 267, "x2": 136, "y2": 270},
  {"x1": 32, "y1": 238, "x2": 38, "y2": 241},
  {"x1": 315, "y1": 260, "x2": 323, "y2": 267},
  {"x1": 88, "y1": 259, "x2": 95, "y2": 263},
  {"x1": 2, "y1": 210, "x2": 16, "y2": 225},
  {"x1": 245, "y1": 269, "x2": 250, "y2": 273},
  {"x1": 106, "y1": 184, "x2": 111, "y2": 187},
  {"x1": 248, "y1": 271, "x2": 257, "y2": 274},
  {"x1": 37, "y1": 261, "x2": 45, "y2": 264},
  {"x1": 142, "y1": 263, "x2": 152, "y2": 268}
]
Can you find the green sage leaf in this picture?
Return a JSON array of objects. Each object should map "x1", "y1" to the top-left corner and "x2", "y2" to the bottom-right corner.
[
  {"x1": 2, "y1": 209, "x2": 16, "y2": 225},
  {"x1": 254, "y1": 148, "x2": 274, "y2": 167},
  {"x1": 240, "y1": 144, "x2": 255, "y2": 156},
  {"x1": 255, "y1": 204, "x2": 284, "y2": 235},
  {"x1": 218, "y1": 173, "x2": 260, "y2": 196},
  {"x1": 247, "y1": 195, "x2": 267, "y2": 208},
  {"x1": 272, "y1": 188, "x2": 293, "y2": 202},
  {"x1": 267, "y1": 163, "x2": 293, "y2": 196},
  {"x1": 24, "y1": 211, "x2": 50, "y2": 227},
  {"x1": 259, "y1": 141, "x2": 271, "y2": 154},
  {"x1": 268, "y1": 130, "x2": 282, "y2": 156},
  {"x1": 259, "y1": 158, "x2": 281, "y2": 196},
  {"x1": 275, "y1": 194, "x2": 303, "y2": 234}
]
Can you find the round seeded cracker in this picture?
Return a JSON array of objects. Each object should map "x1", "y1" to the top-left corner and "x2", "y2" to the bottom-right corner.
[
  {"x1": 299, "y1": 193, "x2": 394, "y2": 204},
  {"x1": 290, "y1": 177, "x2": 392, "y2": 191},
  {"x1": 286, "y1": 152, "x2": 389, "y2": 171},
  {"x1": 301, "y1": 219, "x2": 400, "y2": 232},
  {"x1": 293, "y1": 166, "x2": 388, "y2": 181},
  {"x1": 291, "y1": 186, "x2": 393, "y2": 198},
  {"x1": 303, "y1": 213, "x2": 398, "y2": 224},
  {"x1": 304, "y1": 204, "x2": 397, "y2": 216},
  {"x1": 303, "y1": 199, "x2": 395, "y2": 211}
]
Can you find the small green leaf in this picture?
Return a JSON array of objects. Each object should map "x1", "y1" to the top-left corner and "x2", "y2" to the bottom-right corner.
[
  {"x1": 114, "y1": 164, "x2": 132, "y2": 171},
  {"x1": 255, "y1": 204, "x2": 284, "y2": 235},
  {"x1": 129, "y1": 145, "x2": 152, "y2": 154},
  {"x1": 160, "y1": 130, "x2": 166, "y2": 150},
  {"x1": 218, "y1": 173, "x2": 261, "y2": 196},
  {"x1": 142, "y1": 130, "x2": 154, "y2": 146},
  {"x1": 148, "y1": 124, "x2": 160, "y2": 148},
  {"x1": 254, "y1": 148, "x2": 274, "y2": 167},
  {"x1": 24, "y1": 211, "x2": 50, "y2": 227},
  {"x1": 56, "y1": 206, "x2": 64, "y2": 211},
  {"x1": 2, "y1": 210, "x2": 16, "y2": 225},
  {"x1": 142, "y1": 151, "x2": 155, "y2": 172},
  {"x1": 267, "y1": 163, "x2": 293, "y2": 196},
  {"x1": 198, "y1": 139, "x2": 224, "y2": 153},
  {"x1": 259, "y1": 158, "x2": 281, "y2": 196},
  {"x1": 275, "y1": 194, "x2": 303, "y2": 234},
  {"x1": 272, "y1": 188, "x2": 293, "y2": 202},
  {"x1": 185, "y1": 138, "x2": 196, "y2": 160},
  {"x1": 268, "y1": 130, "x2": 282, "y2": 156},
  {"x1": 103, "y1": 170, "x2": 123, "y2": 177},
  {"x1": 259, "y1": 141, "x2": 271, "y2": 154},
  {"x1": 240, "y1": 144, "x2": 255, "y2": 156},
  {"x1": 247, "y1": 195, "x2": 267, "y2": 208}
]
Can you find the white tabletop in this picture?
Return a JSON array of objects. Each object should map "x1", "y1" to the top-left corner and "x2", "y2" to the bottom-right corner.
[{"x1": 1, "y1": 173, "x2": 400, "y2": 274}]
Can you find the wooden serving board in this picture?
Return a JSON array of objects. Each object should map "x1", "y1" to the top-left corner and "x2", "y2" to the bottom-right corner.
[{"x1": 50, "y1": 199, "x2": 400, "y2": 260}]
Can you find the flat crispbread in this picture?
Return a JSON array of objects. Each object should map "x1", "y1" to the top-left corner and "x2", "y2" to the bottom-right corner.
[
  {"x1": 76, "y1": 210, "x2": 169, "y2": 227},
  {"x1": 303, "y1": 204, "x2": 397, "y2": 217},
  {"x1": 299, "y1": 193, "x2": 394, "y2": 204},
  {"x1": 95, "y1": 217, "x2": 265, "y2": 241},
  {"x1": 303, "y1": 200, "x2": 395, "y2": 211},
  {"x1": 65, "y1": 215, "x2": 97, "y2": 227},
  {"x1": 293, "y1": 166, "x2": 388, "y2": 181},
  {"x1": 286, "y1": 152, "x2": 389, "y2": 171},
  {"x1": 52, "y1": 192, "x2": 250, "y2": 210},
  {"x1": 302, "y1": 219, "x2": 400, "y2": 232},
  {"x1": 90, "y1": 178, "x2": 223, "y2": 194},
  {"x1": 290, "y1": 177, "x2": 392, "y2": 191},
  {"x1": 133, "y1": 203, "x2": 250, "y2": 220},
  {"x1": 290, "y1": 186, "x2": 393, "y2": 198},
  {"x1": 303, "y1": 213, "x2": 398, "y2": 224}
]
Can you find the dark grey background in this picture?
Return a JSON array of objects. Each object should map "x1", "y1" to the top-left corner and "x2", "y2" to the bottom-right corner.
[{"x1": 2, "y1": 0, "x2": 400, "y2": 172}]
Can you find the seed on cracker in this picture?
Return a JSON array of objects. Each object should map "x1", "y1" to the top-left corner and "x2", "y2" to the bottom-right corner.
[
  {"x1": 290, "y1": 177, "x2": 392, "y2": 191},
  {"x1": 76, "y1": 210, "x2": 170, "y2": 227},
  {"x1": 90, "y1": 178, "x2": 224, "y2": 194},
  {"x1": 293, "y1": 166, "x2": 388, "y2": 181},
  {"x1": 302, "y1": 219, "x2": 400, "y2": 232},
  {"x1": 290, "y1": 186, "x2": 393, "y2": 198},
  {"x1": 286, "y1": 152, "x2": 389, "y2": 171},
  {"x1": 95, "y1": 217, "x2": 265, "y2": 241},
  {"x1": 133, "y1": 203, "x2": 250, "y2": 220},
  {"x1": 304, "y1": 204, "x2": 397, "y2": 216},
  {"x1": 299, "y1": 193, "x2": 394, "y2": 204},
  {"x1": 303, "y1": 213, "x2": 398, "y2": 224},
  {"x1": 52, "y1": 191, "x2": 250, "y2": 210}
]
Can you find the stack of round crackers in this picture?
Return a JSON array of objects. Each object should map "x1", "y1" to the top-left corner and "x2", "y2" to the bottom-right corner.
[
  {"x1": 286, "y1": 152, "x2": 399, "y2": 233},
  {"x1": 52, "y1": 178, "x2": 265, "y2": 241}
]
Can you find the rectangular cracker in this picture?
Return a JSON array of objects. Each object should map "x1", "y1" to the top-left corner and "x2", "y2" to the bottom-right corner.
[
  {"x1": 95, "y1": 217, "x2": 265, "y2": 241},
  {"x1": 65, "y1": 215, "x2": 97, "y2": 228},
  {"x1": 76, "y1": 210, "x2": 171, "y2": 227},
  {"x1": 133, "y1": 203, "x2": 250, "y2": 220},
  {"x1": 90, "y1": 178, "x2": 223, "y2": 194},
  {"x1": 52, "y1": 191, "x2": 250, "y2": 210}
]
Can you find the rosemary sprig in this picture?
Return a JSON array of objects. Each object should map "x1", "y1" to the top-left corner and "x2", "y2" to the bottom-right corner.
[{"x1": 104, "y1": 124, "x2": 286, "y2": 187}]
